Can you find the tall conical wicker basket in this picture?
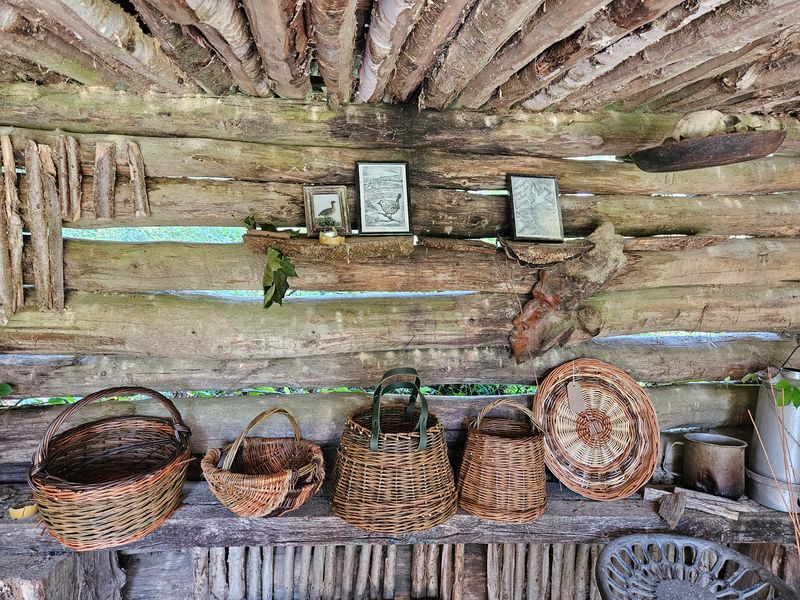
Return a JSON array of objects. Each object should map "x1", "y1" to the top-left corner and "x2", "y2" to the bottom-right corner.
[{"x1": 331, "y1": 368, "x2": 457, "y2": 534}]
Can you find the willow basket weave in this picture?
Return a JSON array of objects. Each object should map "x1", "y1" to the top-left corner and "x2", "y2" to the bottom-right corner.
[
  {"x1": 458, "y1": 398, "x2": 547, "y2": 523},
  {"x1": 28, "y1": 386, "x2": 191, "y2": 551},
  {"x1": 331, "y1": 368, "x2": 457, "y2": 534},
  {"x1": 534, "y1": 359, "x2": 660, "y2": 501},
  {"x1": 201, "y1": 408, "x2": 324, "y2": 518}
]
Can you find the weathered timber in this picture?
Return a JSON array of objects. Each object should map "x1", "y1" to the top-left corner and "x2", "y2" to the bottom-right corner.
[
  {"x1": 522, "y1": 0, "x2": 732, "y2": 111},
  {"x1": 386, "y1": 0, "x2": 477, "y2": 102},
  {"x1": 242, "y1": 233, "x2": 415, "y2": 262},
  {"x1": 64, "y1": 136, "x2": 80, "y2": 222},
  {"x1": 560, "y1": 0, "x2": 800, "y2": 110},
  {"x1": 493, "y1": 0, "x2": 685, "y2": 109},
  {"x1": 3, "y1": 83, "x2": 799, "y2": 156},
  {"x1": 54, "y1": 136, "x2": 68, "y2": 217},
  {"x1": 129, "y1": 0, "x2": 233, "y2": 95},
  {"x1": 8, "y1": 0, "x2": 196, "y2": 94},
  {"x1": 22, "y1": 141, "x2": 52, "y2": 311},
  {"x1": 156, "y1": 0, "x2": 271, "y2": 97},
  {"x1": 0, "y1": 164, "x2": 13, "y2": 324},
  {"x1": 241, "y1": 0, "x2": 310, "y2": 99},
  {"x1": 421, "y1": 0, "x2": 544, "y2": 109},
  {"x1": 457, "y1": 0, "x2": 611, "y2": 109},
  {"x1": 91, "y1": 141, "x2": 115, "y2": 219},
  {"x1": 0, "y1": 5, "x2": 127, "y2": 89},
  {"x1": 0, "y1": 135, "x2": 21, "y2": 308},
  {"x1": 37, "y1": 145, "x2": 63, "y2": 311},
  {"x1": 356, "y1": 0, "x2": 426, "y2": 102},
  {"x1": 125, "y1": 141, "x2": 149, "y2": 218},
  {"x1": 0, "y1": 49, "x2": 69, "y2": 84},
  {"x1": 308, "y1": 0, "x2": 358, "y2": 105},
  {"x1": 0, "y1": 386, "x2": 760, "y2": 467},
  {"x1": 6, "y1": 127, "x2": 800, "y2": 195},
  {"x1": 0, "y1": 333, "x2": 791, "y2": 398}
]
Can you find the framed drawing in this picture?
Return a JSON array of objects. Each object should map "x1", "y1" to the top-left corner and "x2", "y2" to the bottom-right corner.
[
  {"x1": 356, "y1": 162, "x2": 411, "y2": 235},
  {"x1": 303, "y1": 185, "x2": 350, "y2": 236},
  {"x1": 508, "y1": 175, "x2": 563, "y2": 242}
]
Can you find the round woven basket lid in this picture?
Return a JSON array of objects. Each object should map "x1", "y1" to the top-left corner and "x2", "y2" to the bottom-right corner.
[{"x1": 534, "y1": 359, "x2": 660, "y2": 501}]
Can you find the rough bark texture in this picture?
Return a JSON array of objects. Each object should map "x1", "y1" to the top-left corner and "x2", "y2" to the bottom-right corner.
[
  {"x1": 421, "y1": 0, "x2": 545, "y2": 109},
  {"x1": 356, "y1": 0, "x2": 426, "y2": 102},
  {"x1": 386, "y1": 0, "x2": 478, "y2": 102},
  {"x1": 64, "y1": 135, "x2": 81, "y2": 222},
  {"x1": 241, "y1": 0, "x2": 310, "y2": 99},
  {"x1": 308, "y1": 0, "x2": 358, "y2": 104},
  {"x1": 38, "y1": 144, "x2": 63, "y2": 311},
  {"x1": 22, "y1": 140, "x2": 52, "y2": 311},
  {"x1": 91, "y1": 141, "x2": 115, "y2": 219},
  {"x1": 457, "y1": 0, "x2": 611, "y2": 109},
  {"x1": 125, "y1": 141, "x2": 149, "y2": 218},
  {"x1": 129, "y1": 0, "x2": 233, "y2": 95},
  {"x1": 0, "y1": 136, "x2": 21, "y2": 309},
  {"x1": 495, "y1": 0, "x2": 685, "y2": 109}
]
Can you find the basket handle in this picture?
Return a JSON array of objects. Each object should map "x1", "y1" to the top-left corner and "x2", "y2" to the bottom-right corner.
[
  {"x1": 473, "y1": 397, "x2": 542, "y2": 432},
  {"x1": 222, "y1": 408, "x2": 302, "y2": 471},
  {"x1": 31, "y1": 386, "x2": 190, "y2": 471},
  {"x1": 370, "y1": 368, "x2": 428, "y2": 451}
]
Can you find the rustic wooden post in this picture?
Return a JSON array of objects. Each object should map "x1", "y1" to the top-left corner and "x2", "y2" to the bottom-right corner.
[
  {"x1": 209, "y1": 547, "x2": 227, "y2": 600},
  {"x1": 262, "y1": 546, "x2": 274, "y2": 600},
  {"x1": 126, "y1": 140, "x2": 150, "y2": 217},
  {"x1": 368, "y1": 544, "x2": 383, "y2": 599},
  {"x1": 24, "y1": 140, "x2": 53, "y2": 311},
  {"x1": 228, "y1": 547, "x2": 246, "y2": 600},
  {"x1": 297, "y1": 545, "x2": 312, "y2": 599},
  {"x1": 354, "y1": 544, "x2": 372, "y2": 599},
  {"x1": 453, "y1": 544, "x2": 465, "y2": 600},
  {"x1": 65, "y1": 136, "x2": 81, "y2": 221},
  {"x1": 192, "y1": 548, "x2": 210, "y2": 600},
  {"x1": 411, "y1": 544, "x2": 425, "y2": 598},
  {"x1": 341, "y1": 545, "x2": 356, "y2": 599},
  {"x1": 323, "y1": 545, "x2": 336, "y2": 600},
  {"x1": 310, "y1": 545, "x2": 326, "y2": 599},
  {"x1": 246, "y1": 546, "x2": 261, "y2": 600},
  {"x1": 93, "y1": 141, "x2": 116, "y2": 219},
  {"x1": 425, "y1": 544, "x2": 439, "y2": 598},
  {"x1": 38, "y1": 144, "x2": 64, "y2": 311},
  {"x1": 383, "y1": 545, "x2": 397, "y2": 600}
]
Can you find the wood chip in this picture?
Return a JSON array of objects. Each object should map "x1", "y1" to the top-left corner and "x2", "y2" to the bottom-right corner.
[{"x1": 658, "y1": 492, "x2": 687, "y2": 528}]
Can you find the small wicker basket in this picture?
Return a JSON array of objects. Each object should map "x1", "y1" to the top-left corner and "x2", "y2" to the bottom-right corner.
[
  {"x1": 28, "y1": 386, "x2": 191, "y2": 551},
  {"x1": 458, "y1": 398, "x2": 547, "y2": 523},
  {"x1": 202, "y1": 408, "x2": 324, "y2": 518},
  {"x1": 331, "y1": 368, "x2": 457, "y2": 534}
]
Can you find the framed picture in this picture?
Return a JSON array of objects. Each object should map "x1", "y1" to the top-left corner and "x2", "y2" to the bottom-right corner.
[
  {"x1": 508, "y1": 175, "x2": 563, "y2": 242},
  {"x1": 356, "y1": 162, "x2": 411, "y2": 235},
  {"x1": 303, "y1": 185, "x2": 350, "y2": 236}
]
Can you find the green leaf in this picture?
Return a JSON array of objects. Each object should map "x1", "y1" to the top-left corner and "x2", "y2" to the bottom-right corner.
[
  {"x1": 280, "y1": 256, "x2": 298, "y2": 278},
  {"x1": 261, "y1": 248, "x2": 297, "y2": 309},
  {"x1": 741, "y1": 372, "x2": 760, "y2": 383},
  {"x1": 0, "y1": 383, "x2": 12, "y2": 397}
]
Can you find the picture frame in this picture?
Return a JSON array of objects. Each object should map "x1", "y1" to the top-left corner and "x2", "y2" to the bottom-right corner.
[
  {"x1": 356, "y1": 161, "x2": 412, "y2": 235},
  {"x1": 303, "y1": 185, "x2": 351, "y2": 237},
  {"x1": 508, "y1": 175, "x2": 564, "y2": 242}
]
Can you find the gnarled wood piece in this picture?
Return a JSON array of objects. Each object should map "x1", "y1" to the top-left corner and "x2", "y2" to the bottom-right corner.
[
  {"x1": 510, "y1": 223, "x2": 625, "y2": 363},
  {"x1": 309, "y1": 0, "x2": 358, "y2": 104},
  {"x1": 499, "y1": 237, "x2": 594, "y2": 267},
  {"x1": 419, "y1": 237, "x2": 496, "y2": 255}
]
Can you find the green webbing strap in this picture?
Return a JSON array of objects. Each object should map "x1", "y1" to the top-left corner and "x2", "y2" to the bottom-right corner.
[{"x1": 370, "y1": 369, "x2": 428, "y2": 452}]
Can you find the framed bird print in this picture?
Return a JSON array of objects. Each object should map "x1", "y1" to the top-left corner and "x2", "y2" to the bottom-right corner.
[
  {"x1": 356, "y1": 161, "x2": 411, "y2": 235},
  {"x1": 508, "y1": 175, "x2": 564, "y2": 242},
  {"x1": 303, "y1": 185, "x2": 351, "y2": 237}
]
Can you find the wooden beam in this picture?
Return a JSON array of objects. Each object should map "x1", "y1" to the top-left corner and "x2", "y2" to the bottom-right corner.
[
  {"x1": 0, "y1": 51, "x2": 68, "y2": 84},
  {"x1": 0, "y1": 552, "x2": 125, "y2": 599},
  {"x1": 6, "y1": 127, "x2": 800, "y2": 195},
  {"x1": 128, "y1": 0, "x2": 234, "y2": 95},
  {"x1": 558, "y1": 0, "x2": 800, "y2": 110},
  {"x1": 0, "y1": 333, "x2": 789, "y2": 397},
  {"x1": 521, "y1": 0, "x2": 732, "y2": 111},
  {"x1": 492, "y1": 0, "x2": 686, "y2": 109},
  {"x1": 421, "y1": 0, "x2": 545, "y2": 109},
  {"x1": 456, "y1": 0, "x2": 611, "y2": 109},
  {"x1": 22, "y1": 141, "x2": 52, "y2": 311},
  {"x1": 356, "y1": 0, "x2": 426, "y2": 102},
  {"x1": 0, "y1": 481, "x2": 794, "y2": 553},
  {"x1": 241, "y1": 0, "x2": 310, "y2": 99},
  {"x1": 308, "y1": 0, "x2": 358, "y2": 104},
  {"x1": 2, "y1": 83, "x2": 798, "y2": 156},
  {"x1": 1, "y1": 135, "x2": 22, "y2": 309},
  {"x1": 8, "y1": 0, "x2": 197, "y2": 94},
  {"x1": 386, "y1": 0, "x2": 477, "y2": 102}
]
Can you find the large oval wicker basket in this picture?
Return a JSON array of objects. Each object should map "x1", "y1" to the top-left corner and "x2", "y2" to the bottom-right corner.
[
  {"x1": 28, "y1": 386, "x2": 191, "y2": 551},
  {"x1": 201, "y1": 408, "x2": 324, "y2": 518},
  {"x1": 331, "y1": 368, "x2": 457, "y2": 534},
  {"x1": 534, "y1": 359, "x2": 660, "y2": 501},
  {"x1": 458, "y1": 398, "x2": 547, "y2": 523}
]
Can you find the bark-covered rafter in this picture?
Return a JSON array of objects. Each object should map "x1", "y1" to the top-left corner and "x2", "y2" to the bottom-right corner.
[
  {"x1": 356, "y1": 0, "x2": 427, "y2": 102},
  {"x1": 421, "y1": 0, "x2": 545, "y2": 110},
  {"x1": 386, "y1": 0, "x2": 478, "y2": 103},
  {"x1": 557, "y1": 0, "x2": 800, "y2": 110},
  {"x1": 492, "y1": 0, "x2": 685, "y2": 110},
  {"x1": 309, "y1": 0, "x2": 359, "y2": 104},
  {"x1": 241, "y1": 0, "x2": 311, "y2": 99},
  {"x1": 457, "y1": 0, "x2": 611, "y2": 110},
  {"x1": 129, "y1": 0, "x2": 233, "y2": 95},
  {"x1": 7, "y1": 0, "x2": 197, "y2": 93},
  {"x1": 521, "y1": 0, "x2": 732, "y2": 111}
]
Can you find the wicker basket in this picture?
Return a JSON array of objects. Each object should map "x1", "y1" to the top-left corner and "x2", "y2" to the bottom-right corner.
[
  {"x1": 201, "y1": 408, "x2": 324, "y2": 518},
  {"x1": 331, "y1": 368, "x2": 457, "y2": 534},
  {"x1": 458, "y1": 398, "x2": 547, "y2": 523},
  {"x1": 28, "y1": 386, "x2": 191, "y2": 551},
  {"x1": 534, "y1": 359, "x2": 660, "y2": 501}
]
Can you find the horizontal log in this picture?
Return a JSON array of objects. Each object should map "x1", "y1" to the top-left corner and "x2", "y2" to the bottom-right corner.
[
  {"x1": 7, "y1": 82, "x2": 800, "y2": 157},
  {"x1": 5, "y1": 126, "x2": 800, "y2": 194},
  {"x1": 0, "y1": 285, "x2": 797, "y2": 359},
  {"x1": 25, "y1": 237, "x2": 800, "y2": 294},
  {"x1": 0, "y1": 386, "x2": 758, "y2": 464},
  {"x1": 0, "y1": 481, "x2": 794, "y2": 553},
  {"x1": 42, "y1": 176, "x2": 800, "y2": 238},
  {"x1": 0, "y1": 333, "x2": 790, "y2": 396}
]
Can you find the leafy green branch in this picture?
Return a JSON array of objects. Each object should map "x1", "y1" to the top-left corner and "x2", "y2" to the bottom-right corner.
[{"x1": 262, "y1": 248, "x2": 297, "y2": 309}]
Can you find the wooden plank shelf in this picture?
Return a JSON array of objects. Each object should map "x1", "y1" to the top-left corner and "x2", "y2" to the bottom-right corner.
[{"x1": 0, "y1": 481, "x2": 795, "y2": 555}]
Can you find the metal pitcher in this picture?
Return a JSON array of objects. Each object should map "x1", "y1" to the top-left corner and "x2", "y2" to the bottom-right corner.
[{"x1": 665, "y1": 432, "x2": 747, "y2": 499}]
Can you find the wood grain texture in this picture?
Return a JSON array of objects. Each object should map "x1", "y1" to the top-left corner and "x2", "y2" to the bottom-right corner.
[{"x1": 308, "y1": 0, "x2": 358, "y2": 104}]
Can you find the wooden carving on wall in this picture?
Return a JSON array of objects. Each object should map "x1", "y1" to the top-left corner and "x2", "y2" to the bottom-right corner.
[{"x1": 508, "y1": 223, "x2": 626, "y2": 363}]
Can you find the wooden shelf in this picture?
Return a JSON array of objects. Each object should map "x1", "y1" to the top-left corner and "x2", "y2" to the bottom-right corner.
[
  {"x1": 243, "y1": 232, "x2": 415, "y2": 261},
  {"x1": 1, "y1": 481, "x2": 794, "y2": 555}
]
